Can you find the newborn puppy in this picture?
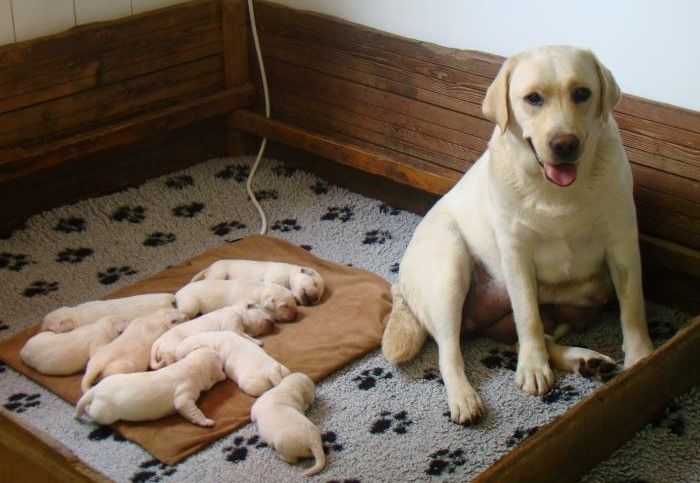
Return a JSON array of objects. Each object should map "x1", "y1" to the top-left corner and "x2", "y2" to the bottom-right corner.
[
  {"x1": 191, "y1": 260, "x2": 325, "y2": 305},
  {"x1": 75, "y1": 347, "x2": 225, "y2": 426},
  {"x1": 175, "y1": 331, "x2": 290, "y2": 396},
  {"x1": 175, "y1": 280, "x2": 297, "y2": 322},
  {"x1": 21, "y1": 316, "x2": 128, "y2": 376},
  {"x1": 251, "y1": 372, "x2": 326, "y2": 476},
  {"x1": 42, "y1": 293, "x2": 176, "y2": 333},
  {"x1": 81, "y1": 308, "x2": 186, "y2": 392},
  {"x1": 150, "y1": 304, "x2": 274, "y2": 369}
]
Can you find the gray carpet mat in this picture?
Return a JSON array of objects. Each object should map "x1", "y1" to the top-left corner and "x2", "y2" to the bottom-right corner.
[{"x1": 0, "y1": 155, "x2": 697, "y2": 482}]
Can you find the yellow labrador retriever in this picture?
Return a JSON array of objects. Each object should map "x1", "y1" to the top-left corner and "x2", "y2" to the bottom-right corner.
[{"x1": 382, "y1": 45, "x2": 654, "y2": 424}]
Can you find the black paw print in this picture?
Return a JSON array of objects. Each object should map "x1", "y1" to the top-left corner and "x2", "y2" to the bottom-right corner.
[
  {"x1": 223, "y1": 435, "x2": 267, "y2": 464},
  {"x1": 164, "y1": 175, "x2": 194, "y2": 190},
  {"x1": 131, "y1": 459, "x2": 177, "y2": 483},
  {"x1": 300, "y1": 244, "x2": 312, "y2": 251},
  {"x1": 379, "y1": 202, "x2": 401, "y2": 215},
  {"x1": 311, "y1": 181, "x2": 329, "y2": 195},
  {"x1": 172, "y1": 202, "x2": 204, "y2": 218},
  {"x1": 144, "y1": 232, "x2": 176, "y2": 247},
  {"x1": 541, "y1": 384, "x2": 580, "y2": 404},
  {"x1": 648, "y1": 319, "x2": 677, "y2": 343},
  {"x1": 422, "y1": 368, "x2": 444, "y2": 385},
  {"x1": 55, "y1": 216, "x2": 86, "y2": 233},
  {"x1": 23, "y1": 280, "x2": 58, "y2": 297},
  {"x1": 270, "y1": 219, "x2": 301, "y2": 232},
  {"x1": 352, "y1": 367, "x2": 393, "y2": 390},
  {"x1": 390, "y1": 262, "x2": 400, "y2": 274},
  {"x1": 98, "y1": 266, "x2": 137, "y2": 285},
  {"x1": 505, "y1": 426, "x2": 539, "y2": 447},
  {"x1": 321, "y1": 206, "x2": 354, "y2": 223},
  {"x1": 211, "y1": 221, "x2": 247, "y2": 237},
  {"x1": 0, "y1": 361, "x2": 6, "y2": 373},
  {"x1": 3, "y1": 393, "x2": 41, "y2": 413},
  {"x1": 88, "y1": 425, "x2": 126, "y2": 442},
  {"x1": 111, "y1": 206, "x2": 146, "y2": 223},
  {"x1": 371, "y1": 410, "x2": 413, "y2": 435},
  {"x1": 272, "y1": 164, "x2": 296, "y2": 177},
  {"x1": 56, "y1": 247, "x2": 93, "y2": 264},
  {"x1": 216, "y1": 164, "x2": 249, "y2": 182},
  {"x1": 254, "y1": 189, "x2": 279, "y2": 201},
  {"x1": 0, "y1": 320, "x2": 8, "y2": 331},
  {"x1": 363, "y1": 230, "x2": 392, "y2": 245},
  {"x1": 0, "y1": 252, "x2": 33, "y2": 271},
  {"x1": 651, "y1": 401, "x2": 686, "y2": 436},
  {"x1": 426, "y1": 448, "x2": 466, "y2": 476},
  {"x1": 321, "y1": 431, "x2": 344, "y2": 454},
  {"x1": 481, "y1": 347, "x2": 517, "y2": 371}
]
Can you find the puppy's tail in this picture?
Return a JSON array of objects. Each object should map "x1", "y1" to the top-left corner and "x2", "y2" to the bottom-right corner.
[
  {"x1": 74, "y1": 388, "x2": 94, "y2": 420},
  {"x1": 382, "y1": 284, "x2": 428, "y2": 364},
  {"x1": 81, "y1": 363, "x2": 102, "y2": 393},
  {"x1": 304, "y1": 431, "x2": 327, "y2": 477}
]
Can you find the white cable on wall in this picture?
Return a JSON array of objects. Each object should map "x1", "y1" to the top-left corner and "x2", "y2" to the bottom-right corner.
[{"x1": 246, "y1": 0, "x2": 271, "y2": 235}]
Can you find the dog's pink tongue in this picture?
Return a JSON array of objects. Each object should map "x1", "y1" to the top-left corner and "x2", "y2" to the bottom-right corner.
[{"x1": 543, "y1": 163, "x2": 578, "y2": 187}]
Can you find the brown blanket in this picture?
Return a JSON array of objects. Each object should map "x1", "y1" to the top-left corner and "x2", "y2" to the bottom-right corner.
[{"x1": 0, "y1": 235, "x2": 392, "y2": 464}]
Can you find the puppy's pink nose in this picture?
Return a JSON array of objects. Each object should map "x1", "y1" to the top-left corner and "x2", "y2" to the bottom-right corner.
[{"x1": 549, "y1": 133, "x2": 579, "y2": 160}]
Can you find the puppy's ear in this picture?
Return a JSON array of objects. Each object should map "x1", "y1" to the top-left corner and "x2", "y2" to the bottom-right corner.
[
  {"x1": 589, "y1": 50, "x2": 621, "y2": 117},
  {"x1": 483, "y1": 56, "x2": 516, "y2": 133}
]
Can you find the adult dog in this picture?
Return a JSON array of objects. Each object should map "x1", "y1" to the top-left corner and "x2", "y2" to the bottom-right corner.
[{"x1": 382, "y1": 45, "x2": 654, "y2": 424}]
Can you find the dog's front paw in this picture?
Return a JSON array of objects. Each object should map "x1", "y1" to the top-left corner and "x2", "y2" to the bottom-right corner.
[
  {"x1": 447, "y1": 388, "x2": 485, "y2": 424},
  {"x1": 515, "y1": 355, "x2": 555, "y2": 396}
]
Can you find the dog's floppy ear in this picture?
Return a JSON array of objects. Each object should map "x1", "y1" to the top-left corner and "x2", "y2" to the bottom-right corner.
[
  {"x1": 482, "y1": 56, "x2": 516, "y2": 133},
  {"x1": 589, "y1": 50, "x2": 621, "y2": 117}
]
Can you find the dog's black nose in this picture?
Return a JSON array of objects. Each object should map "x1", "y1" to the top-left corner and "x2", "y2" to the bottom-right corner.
[{"x1": 549, "y1": 134, "x2": 579, "y2": 160}]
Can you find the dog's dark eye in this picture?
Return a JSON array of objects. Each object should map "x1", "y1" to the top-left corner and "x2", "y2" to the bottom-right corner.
[
  {"x1": 573, "y1": 87, "x2": 592, "y2": 103},
  {"x1": 525, "y1": 92, "x2": 544, "y2": 106}
]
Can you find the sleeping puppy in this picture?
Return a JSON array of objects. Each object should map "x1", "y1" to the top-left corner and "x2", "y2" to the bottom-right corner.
[
  {"x1": 150, "y1": 304, "x2": 274, "y2": 369},
  {"x1": 81, "y1": 308, "x2": 186, "y2": 392},
  {"x1": 75, "y1": 347, "x2": 225, "y2": 427},
  {"x1": 251, "y1": 372, "x2": 326, "y2": 476},
  {"x1": 382, "y1": 45, "x2": 654, "y2": 424},
  {"x1": 21, "y1": 316, "x2": 128, "y2": 376},
  {"x1": 175, "y1": 279, "x2": 297, "y2": 322},
  {"x1": 41, "y1": 293, "x2": 176, "y2": 333},
  {"x1": 190, "y1": 260, "x2": 325, "y2": 305},
  {"x1": 175, "y1": 331, "x2": 290, "y2": 397}
]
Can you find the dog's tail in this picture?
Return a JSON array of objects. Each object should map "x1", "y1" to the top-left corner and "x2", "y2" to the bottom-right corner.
[
  {"x1": 382, "y1": 284, "x2": 428, "y2": 364},
  {"x1": 74, "y1": 388, "x2": 94, "y2": 420},
  {"x1": 81, "y1": 362, "x2": 102, "y2": 393},
  {"x1": 304, "y1": 431, "x2": 327, "y2": 476}
]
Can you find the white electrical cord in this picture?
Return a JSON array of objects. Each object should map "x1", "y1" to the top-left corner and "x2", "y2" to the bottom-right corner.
[{"x1": 246, "y1": 0, "x2": 270, "y2": 235}]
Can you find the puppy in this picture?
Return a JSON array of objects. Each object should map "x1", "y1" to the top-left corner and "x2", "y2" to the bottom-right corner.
[
  {"x1": 81, "y1": 308, "x2": 186, "y2": 392},
  {"x1": 382, "y1": 45, "x2": 654, "y2": 424},
  {"x1": 150, "y1": 304, "x2": 275, "y2": 369},
  {"x1": 175, "y1": 279, "x2": 297, "y2": 322},
  {"x1": 75, "y1": 347, "x2": 225, "y2": 426},
  {"x1": 21, "y1": 316, "x2": 128, "y2": 376},
  {"x1": 251, "y1": 372, "x2": 326, "y2": 476},
  {"x1": 191, "y1": 260, "x2": 325, "y2": 305},
  {"x1": 41, "y1": 293, "x2": 176, "y2": 333},
  {"x1": 175, "y1": 331, "x2": 290, "y2": 396}
]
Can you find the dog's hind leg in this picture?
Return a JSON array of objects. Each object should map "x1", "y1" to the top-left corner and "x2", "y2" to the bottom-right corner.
[{"x1": 382, "y1": 284, "x2": 428, "y2": 363}]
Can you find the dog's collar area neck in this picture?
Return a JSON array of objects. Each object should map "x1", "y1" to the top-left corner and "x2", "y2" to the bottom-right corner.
[{"x1": 526, "y1": 137, "x2": 578, "y2": 187}]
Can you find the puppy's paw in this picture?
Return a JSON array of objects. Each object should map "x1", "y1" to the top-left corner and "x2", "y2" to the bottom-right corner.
[
  {"x1": 515, "y1": 358, "x2": 555, "y2": 396},
  {"x1": 447, "y1": 388, "x2": 485, "y2": 424},
  {"x1": 196, "y1": 418, "x2": 215, "y2": 427}
]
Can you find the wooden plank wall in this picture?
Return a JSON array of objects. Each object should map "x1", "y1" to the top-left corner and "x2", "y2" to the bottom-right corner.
[{"x1": 0, "y1": 0, "x2": 254, "y2": 233}]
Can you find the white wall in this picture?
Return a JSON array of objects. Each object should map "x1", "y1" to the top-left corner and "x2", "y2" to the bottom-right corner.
[{"x1": 267, "y1": 0, "x2": 700, "y2": 111}]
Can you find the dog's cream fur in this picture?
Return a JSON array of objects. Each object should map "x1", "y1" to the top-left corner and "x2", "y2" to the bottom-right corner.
[
  {"x1": 175, "y1": 279, "x2": 297, "y2": 322},
  {"x1": 21, "y1": 316, "x2": 128, "y2": 376},
  {"x1": 382, "y1": 45, "x2": 654, "y2": 424},
  {"x1": 81, "y1": 308, "x2": 186, "y2": 392},
  {"x1": 75, "y1": 347, "x2": 225, "y2": 426},
  {"x1": 150, "y1": 304, "x2": 274, "y2": 369},
  {"x1": 191, "y1": 260, "x2": 325, "y2": 306},
  {"x1": 175, "y1": 331, "x2": 290, "y2": 396},
  {"x1": 41, "y1": 293, "x2": 176, "y2": 333},
  {"x1": 251, "y1": 372, "x2": 326, "y2": 476}
]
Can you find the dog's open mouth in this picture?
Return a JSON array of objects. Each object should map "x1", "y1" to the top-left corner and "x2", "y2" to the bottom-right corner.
[{"x1": 526, "y1": 138, "x2": 578, "y2": 187}]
